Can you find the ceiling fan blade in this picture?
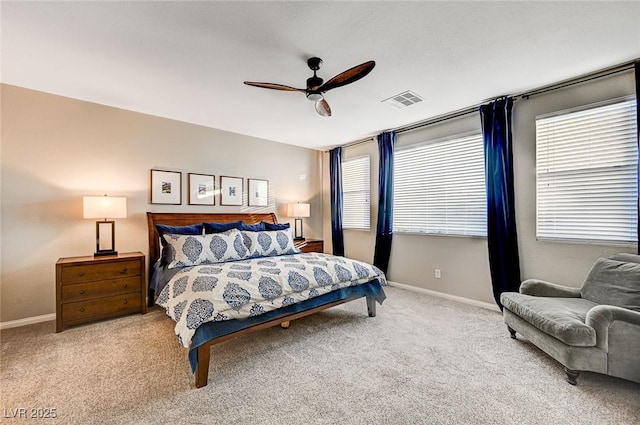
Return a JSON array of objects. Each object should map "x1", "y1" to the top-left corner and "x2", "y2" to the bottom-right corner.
[
  {"x1": 315, "y1": 98, "x2": 332, "y2": 117},
  {"x1": 243, "y1": 82, "x2": 305, "y2": 92},
  {"x1": 318, "y1": 60, "x2": 375, "y2": 92}
]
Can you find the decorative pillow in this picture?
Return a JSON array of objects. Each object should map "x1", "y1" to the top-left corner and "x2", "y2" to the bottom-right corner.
[
  {"x1": 581, "y1": 257, "x2": 640, "y2": 311},
  {"x1": 156, "y1": 224, "x2": 204, "y2": 237},
  {"x1": 156, "y1": 224, "x2": 204, "y2": 266},
  {"x1": 164, "y1": 229, "x2": 250, "y2": 269},
  {"x1": 241, "y1": 221, "x2": 266, "y2": 231},
  {"x1": 263, "y1": 221, "x2": 290, "y2": 231},
  {"x1": 242, "y1": 228, "x2": 301, "y2": 259},
  {"x1": 203, "y1": 220, "x2": 243, "y2": 234}
]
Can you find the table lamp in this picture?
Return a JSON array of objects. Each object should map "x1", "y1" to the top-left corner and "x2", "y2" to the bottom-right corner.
[
  {"x1": 287, "y1": 202, "x2": 310, "y2": 241},
  {"x1": 83, "y1": 195, "x2": 127, "y2": 256}
]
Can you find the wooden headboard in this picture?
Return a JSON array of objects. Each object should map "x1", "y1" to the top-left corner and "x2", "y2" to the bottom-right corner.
[{"x1": 146, "y1": 212, "x2": 278, "y2": 269}]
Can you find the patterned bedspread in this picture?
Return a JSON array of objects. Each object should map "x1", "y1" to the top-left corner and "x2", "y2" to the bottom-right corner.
[{"x1": 156, "y1": 253, "x2": 387, "y2": 348}]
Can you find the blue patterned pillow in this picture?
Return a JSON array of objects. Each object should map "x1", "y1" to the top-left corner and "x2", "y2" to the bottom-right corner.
[
  {"x1": 263, "y1": 222, "x2": 290, "y2": 231},
  {"x1": 243, "y1": 229, "x2": 300, "y2": 258},
  {"x1": 203, "y1": 221, "x2": 243, "y2": 234},
  {"x1": 164, "y1": 229, "x2": 250, "y2": 268}
]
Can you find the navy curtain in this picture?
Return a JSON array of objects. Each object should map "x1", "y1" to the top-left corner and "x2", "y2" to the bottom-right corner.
[
  {"x1": 480, "y1": 97, "x2": 521, "y2": 309},
  {"x1": 635, "y1": 62, "x2": 640, "y2": 254},
  {"x1": 373, "y1": 131, "x2": 396, "y2": 273},
  {"x1": 329, "y1": 147, "x2": 345, "y2": 256}
]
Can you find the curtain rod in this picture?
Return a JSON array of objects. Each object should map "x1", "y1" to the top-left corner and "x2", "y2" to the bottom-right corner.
[
  {"x1": 337, "y1": 58, "x2": 638, "y2": 148},
  {"x1": 343, "y1": 136, "x2": 376, "y2": 149},
  {"x1": 395, "y1": 104, "x2": 482, "y2": 135},
  {"x1": 513, "y1": 60, "x2": 635, "y2": 100},
  {"x1": 325, "y1": 135, "x2": 375, "y2": 152}
]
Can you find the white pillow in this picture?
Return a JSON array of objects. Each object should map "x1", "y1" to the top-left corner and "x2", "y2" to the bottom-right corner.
[
  {"x1": 164, "y1": 229, "x2": 249, "y2": 268},
  {"x1": 243, "y1": 228, "x2": 301, "y2": 258}
]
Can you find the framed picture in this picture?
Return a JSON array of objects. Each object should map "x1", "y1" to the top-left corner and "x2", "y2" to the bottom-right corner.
[
  {"x1": 188, "y1": 173, "x2": 215, "y2": 205},
  {"x1": 150, "y1": 169, "x2": 182, "y2": 205},
  {"x1": 248, "y1": 178, "x2": 268, "y2": 207},
  {"x1": 220, "y1": 176, "x2": 243, "y2": 206}
]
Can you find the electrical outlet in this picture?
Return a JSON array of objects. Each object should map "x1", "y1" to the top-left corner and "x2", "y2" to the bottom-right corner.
[{"x1": 435, "y1": 269, "x2": 441, "y2": 279}]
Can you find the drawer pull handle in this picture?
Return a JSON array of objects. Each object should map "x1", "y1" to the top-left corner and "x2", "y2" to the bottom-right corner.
[
  {"x1": 78, "y1": 272, "x2": 85, "y2": 277},
  {"x1": 120, "y1": 268, "x2": 128, "y2": 274},
  {"x1": 79, "y1": 308, "x2": 85, "y2": 313},
  {"x1": 79, "y1": 290, "x2": 86, "y2": 295},
  {"x1": 123, "y1": 284, "x2": 128, "y2": 288},
  {"x1": 123, "y1": 300, "x2": 128, "y2": 305}
]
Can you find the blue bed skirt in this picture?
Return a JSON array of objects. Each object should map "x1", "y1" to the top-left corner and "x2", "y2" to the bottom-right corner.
[{"x1": 188, "y1": 279, "x2": 386, "y2": 373}]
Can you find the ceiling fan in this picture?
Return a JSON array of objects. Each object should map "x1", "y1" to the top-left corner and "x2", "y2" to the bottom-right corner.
[{"x1": 243, "y1": 57, "x2": 375, "y2": 117}]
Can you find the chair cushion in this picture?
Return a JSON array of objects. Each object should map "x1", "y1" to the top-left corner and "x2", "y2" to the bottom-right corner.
[
  {"x1": 581, "y1": 258, "x2": 640, "y2": 312},
  {"x1": 609, "y1": 253, "x2": 640, "y2": 264},
  {"x1": 501, "y1": 293, "x2": 597, "y2": 346}
]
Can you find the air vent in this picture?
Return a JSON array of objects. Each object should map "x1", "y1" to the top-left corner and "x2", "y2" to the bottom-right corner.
[{"x1": 382, "y1": 91, "x2": 424, "y2": 109}]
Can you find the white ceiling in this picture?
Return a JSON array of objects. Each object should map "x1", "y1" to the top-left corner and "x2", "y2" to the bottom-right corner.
[{"x1": 2, "y1": 1, "x2": 639, "y2": 151}]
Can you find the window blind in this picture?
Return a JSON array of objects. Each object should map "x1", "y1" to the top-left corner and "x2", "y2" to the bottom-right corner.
[
  {"x1": 536, "y1": 96, "x2": 638, "y2": 243},
  {"x1": 342, "y1": 155, "x2": 370, "y2": 230},
  {"x1": 393, "y1": 133, "x2": 487, "y2": 236}
]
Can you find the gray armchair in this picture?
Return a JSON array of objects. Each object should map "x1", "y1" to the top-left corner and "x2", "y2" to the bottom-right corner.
[{"x1": 500, "y1": 253, "x2": 640, "y2": 385}]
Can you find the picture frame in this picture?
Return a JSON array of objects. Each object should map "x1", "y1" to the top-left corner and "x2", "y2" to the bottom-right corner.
[
  {"x1": 150, "y1": 169, "x2": 182, "y2": 205},
  {"x1": 220, "y1": 176, "x2": 243, "y2": 206},
  {"x1": 248, "y1": 178, "x2": 268, "y2": 207},
  {"x1": 188, "y1": 173, "x2": 215, "y2": 206}
]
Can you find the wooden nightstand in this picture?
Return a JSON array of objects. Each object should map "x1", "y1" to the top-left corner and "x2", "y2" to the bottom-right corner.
[
  {"x1": 295, "y1": 239, "x2": 324, "y2": 253},
  {"x1": 56, "y1": 252, "x2": 146, "y2": 332}
]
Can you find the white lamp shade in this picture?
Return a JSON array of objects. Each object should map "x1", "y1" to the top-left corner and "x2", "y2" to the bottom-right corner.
[
  {"x1": 287, "y1": 202, "x2": 310, "y2": 218},
  {"x1": 83, "y1": 196, "x2": 127, "y2": 219}
]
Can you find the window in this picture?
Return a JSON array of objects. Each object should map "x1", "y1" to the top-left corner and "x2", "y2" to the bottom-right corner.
[
  {"x1": 342, "y1": 155, "x2": 370, "y2": 229},
  {"x1": 393, "y1": 133, "x2": 486, "y2": 236},
  {"x1": 536, "y1": 96, "x2": 638, "y2": 244}
]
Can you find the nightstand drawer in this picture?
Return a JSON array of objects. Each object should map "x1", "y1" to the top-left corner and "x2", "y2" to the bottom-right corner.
[
  {"x1": 62, "y1": 293, "x2": 141, "y2": 324},
  {"x1": 61, "y1": 260, "x2": 141, "y2": 285},
  {"x1": 61, "y1": 277, "x2": 141, "y2": 303},
  {"x1": 298, "y1": 239, "x2": 324, "y2": 253}
]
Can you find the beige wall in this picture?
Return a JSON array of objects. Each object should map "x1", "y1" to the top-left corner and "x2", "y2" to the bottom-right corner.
[
  {"x1": 1, "y1": 84, "x2": 323, "y2": 323},
  {"x1": 323, "y1": 71, "x2": 637, "y2": 305}
]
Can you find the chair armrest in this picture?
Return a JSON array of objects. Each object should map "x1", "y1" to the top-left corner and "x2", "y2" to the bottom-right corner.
[
  {"x1": 586, "y1": 305, "x2": 640, "y2": 350},
  {"x1": 520, "y1": 279, "x2": 582, "y2": 297}
]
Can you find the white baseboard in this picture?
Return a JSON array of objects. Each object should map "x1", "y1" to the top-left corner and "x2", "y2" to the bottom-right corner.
[
  {"x1": 0, "y1": 313, "x2": 56, "y2": 330},
  {"x1": 387, "y1": 281, "x2": 501, "y2": 312},
  {"x1": 0, "y1": 286, "x2": 498, "y2": 329}
]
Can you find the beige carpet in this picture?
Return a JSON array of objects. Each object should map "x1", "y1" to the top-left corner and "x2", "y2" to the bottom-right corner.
[{"x1": 1, "y1": 286, "x2": 639, "y2": 425}]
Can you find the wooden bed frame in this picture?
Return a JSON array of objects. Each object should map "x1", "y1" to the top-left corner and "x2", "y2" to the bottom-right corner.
[{"x1": 146, "y1": 212, "x2": 377, "y2": 388}]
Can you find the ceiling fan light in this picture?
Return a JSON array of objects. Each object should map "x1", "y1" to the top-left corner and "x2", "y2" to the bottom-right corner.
[{"x1": 306, "y1": 92, "x2": 323, "y2": 102}]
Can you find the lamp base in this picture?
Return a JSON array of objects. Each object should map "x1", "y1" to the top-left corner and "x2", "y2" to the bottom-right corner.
[
  {"x1": 94, "y1": 250, "x2": 118, "y2": 257},
  {"x1": 294, "y1": 218, "x2": 304, "y2": 240},
  {"x1": 95, "y1": 220, "x2": 117, "y2": 257}
]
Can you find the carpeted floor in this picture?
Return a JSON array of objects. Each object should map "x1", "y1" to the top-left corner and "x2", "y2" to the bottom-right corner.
[{"x1": 1, "y1": 285, "x2": 639, "y2": 424}]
